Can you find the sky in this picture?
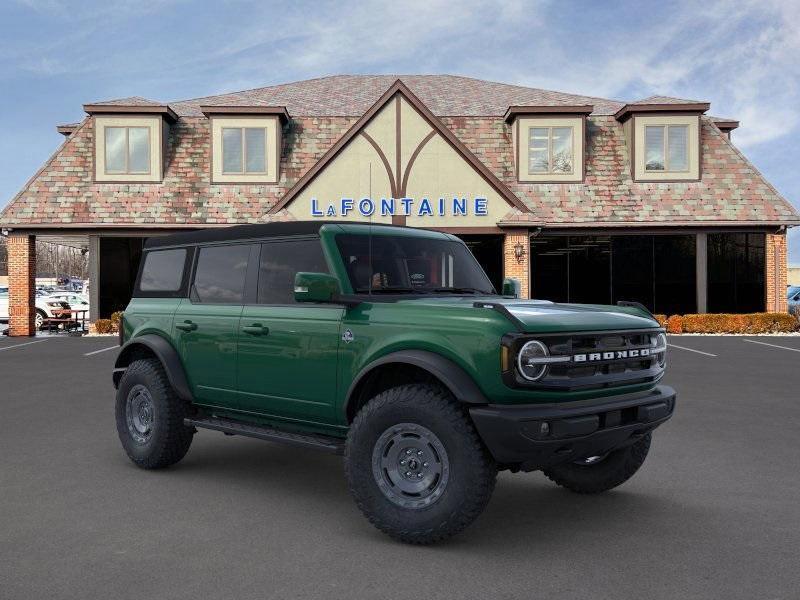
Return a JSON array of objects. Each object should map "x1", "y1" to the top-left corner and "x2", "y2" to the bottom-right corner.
[{"x1": 0, "y1": 0, "x2": 798, "y2": 261}]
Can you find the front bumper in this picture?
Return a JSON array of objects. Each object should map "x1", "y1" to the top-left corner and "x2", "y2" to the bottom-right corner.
[{"x1": 469, "y1": 385, "x2": 676, "y2": 471}]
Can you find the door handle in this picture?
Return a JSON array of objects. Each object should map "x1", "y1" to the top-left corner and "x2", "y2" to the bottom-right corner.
[
  {"x1": 176, "y1": 320, "x2": 198, "y2": 332},
  {"x1": 242, "y1": 324, "x2": 268, "y2": 336}
]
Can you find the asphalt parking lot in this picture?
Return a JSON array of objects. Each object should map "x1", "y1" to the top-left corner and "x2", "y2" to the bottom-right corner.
[{"x1": 2, "y1": 335, "x2": 799, "y2": 600}]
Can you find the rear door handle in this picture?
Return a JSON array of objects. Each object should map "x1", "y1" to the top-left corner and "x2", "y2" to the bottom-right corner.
[
  {"x1": 176, "y1": 320, "x2": 198, "y2": 332},
  {"x1": 242, "y1": 324, "x2": 268, "y2": 336}
]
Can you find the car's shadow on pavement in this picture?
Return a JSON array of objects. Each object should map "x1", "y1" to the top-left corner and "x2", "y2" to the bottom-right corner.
[{"x1": 120, "y1": 434, "x2": 709, "y2": 552}]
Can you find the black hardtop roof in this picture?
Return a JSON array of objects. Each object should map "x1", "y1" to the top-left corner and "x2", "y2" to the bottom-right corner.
[{"x1": 143, "y1": 221, "x2": 415, "y2": 249}]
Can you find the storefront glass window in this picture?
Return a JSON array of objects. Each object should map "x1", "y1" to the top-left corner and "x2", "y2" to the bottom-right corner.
[
  {"x1": 707, "y1": 233, "x2": 765, "y2": 312},
  {"x1": 531, "y1": 234, "x2": 696, "y2": 314}
]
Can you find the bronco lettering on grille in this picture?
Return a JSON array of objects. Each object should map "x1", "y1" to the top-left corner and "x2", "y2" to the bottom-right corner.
[{"x1": 573, "y1": 348, "x2": 652, "y2": 362}]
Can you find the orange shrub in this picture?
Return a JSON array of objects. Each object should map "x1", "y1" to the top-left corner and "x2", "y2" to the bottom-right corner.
[
  {"x1": 110, "y1": 311, "x2": 124, "y2": 333},
  {"x1": 677, "y1": 313, "x2": 798, "y2": 334},
  {"x1": 652, "y1": 314, "x2": 668, "y2": 327},
  {"x1": 665, "y1": 315, "x2": 683, "y2": 334},
  {"x1": 94, "y1": 319, "x2": 113, "y2": 334}
]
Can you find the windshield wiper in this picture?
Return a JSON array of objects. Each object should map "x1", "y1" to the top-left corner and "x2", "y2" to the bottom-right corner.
[{"x1": 430, "y1": 287, "x2": 490, "y2": 294}]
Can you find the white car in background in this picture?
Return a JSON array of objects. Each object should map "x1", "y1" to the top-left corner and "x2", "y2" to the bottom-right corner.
[
  {"x1": 46, "y1": 292, "x2": 90, "y2": 314},
  {"x1": 0, "y1": 287, "x2": 73, "y2": 329}
]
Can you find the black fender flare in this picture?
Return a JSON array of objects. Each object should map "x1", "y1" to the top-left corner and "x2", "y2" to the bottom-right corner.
[
  {"x1": 344, "y1": 349, "x2": 488, "y2": 417},
  {"x1": 113, "y1": 334, "x2": 193, "y2": 402}
]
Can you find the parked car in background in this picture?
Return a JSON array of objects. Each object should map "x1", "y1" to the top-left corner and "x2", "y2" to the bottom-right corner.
[
  {"x1": 0, "y1": 287, "x2": 8, "y2": 322},
  {"x1": 46, "y1": 292, "x2": 90, "y2": 314},
  {"x1": 788, "y1": 286, "x2": 800, "y2": 313},
  {"x1": 0, "y1": 288, "x2": 71, "y2": 328}
]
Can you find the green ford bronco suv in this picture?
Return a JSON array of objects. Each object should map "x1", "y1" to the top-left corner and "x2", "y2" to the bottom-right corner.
[{"x1": 113, "y1": 222, "x2": 675, "y2": 544}]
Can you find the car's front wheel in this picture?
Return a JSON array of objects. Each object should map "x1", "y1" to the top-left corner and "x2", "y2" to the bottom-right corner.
[
  {"x1": 543, "y1": 433, "x2": 652, "y2": 494},
  {"x1": 345, "y1": 384, "x2": 497, "y2": 544},
  {"x1": 34, "y1": 309, "x2": 46, "y2": 330},
  {"x1": 115, "y1": 358, "x2": 194, "y2": 469}
]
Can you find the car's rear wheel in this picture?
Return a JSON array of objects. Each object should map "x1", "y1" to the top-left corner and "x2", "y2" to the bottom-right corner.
[
  {"x1": 345, "y1": 383, "x2": 497, "y2": 544},
  {"x1": 115, "y1": 358, "x2": 194, "y2": 469},
  {"x1": 34, "y1": 309, "x2": 46, "y2": 330},
  {"x1": 543, "y1": 433, "x2": 652, "y2": 494}
]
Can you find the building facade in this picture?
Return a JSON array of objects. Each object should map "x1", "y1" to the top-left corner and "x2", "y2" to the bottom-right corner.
[{"x1": 1, "y1": 75, "x2": 797, "y2": 335}]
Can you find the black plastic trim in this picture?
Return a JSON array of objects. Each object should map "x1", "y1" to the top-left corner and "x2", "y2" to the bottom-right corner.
[
  {"x1": 469, "y1": 385, "x2": 676, "y2": 470},
  {"x1": 185, "y1": 416, "x2": 344, "y2": 454},
  {"x1": 344, "y1": 349, "x2": 488, "y2": 417},
  {"x1": 113, "y1": 334, "x2": 193, "y2": 402}
]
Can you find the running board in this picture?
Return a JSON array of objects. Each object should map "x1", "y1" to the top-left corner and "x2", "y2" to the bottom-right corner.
[{"x1": 184, "y1": 416, "x2": 345, "y2": 455}]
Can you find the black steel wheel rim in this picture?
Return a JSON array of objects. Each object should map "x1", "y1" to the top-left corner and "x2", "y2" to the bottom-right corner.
[
  {"x1": 371, "y1": 423, "x2": 450, "y2": 509},
  {"x1": 126, "y1": 384, "x2": 154, "y2": 444}
]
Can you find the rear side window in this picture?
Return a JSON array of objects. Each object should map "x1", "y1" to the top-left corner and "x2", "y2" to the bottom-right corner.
[
  {"x1": 258, "y1": 239, "x2": 329, "y2": 304},
  {"x1": 192, "y1": 244, "x2": 250, "y2": 304},
  {"x1": 139, "y1": 249, "x2": 187, "y2": 292}
]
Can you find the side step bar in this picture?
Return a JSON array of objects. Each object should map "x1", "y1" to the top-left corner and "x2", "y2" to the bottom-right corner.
[{"x1": 185, "y1": 416, "x2": 345, "y2": 455}]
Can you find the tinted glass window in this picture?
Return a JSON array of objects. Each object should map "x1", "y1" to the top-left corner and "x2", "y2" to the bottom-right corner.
[
  {"x1": 193, "y1": 245, "x2": 250, "y2": 304},
  {"x1": 708, "y1": 233, "x2": 765, "y2": 312},
  {"x1": 335, "y1": 234, "x2": 494, "y2": 294},
  {"x1": 139, "y1": 249, "x2": 186, "y2": 292},
  {"x1": 258, "y1": 239, "x2": 329, "y2": 304}
]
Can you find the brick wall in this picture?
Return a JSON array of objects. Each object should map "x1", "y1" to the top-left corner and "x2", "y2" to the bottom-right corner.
[
  {"x1": 765, "y1": 232, "x2": 788, "y2": 313},
  {"x1": 502, "y1": 229, "x2": 529, "y2": 299},
  {"x1": 8, "y1": 234, "x2": 36, "y2": 336}
]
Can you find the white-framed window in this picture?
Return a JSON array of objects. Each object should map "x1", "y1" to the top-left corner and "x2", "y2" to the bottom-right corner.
[
  {"x1": 221, "y1": 127, "x2": 268, "y2": 174},
  {"x1": 104, "y1": 126, "x2": 151, "y2": 175},
  {"x1": 517, "y1": 117, "x2": 583, "y2": 183},
  {"x1": 528, "y1": 126, "x2": 574, "y2": 175},
  {"x1": 94, "y1": 116, "x2": 162, "y2": 182},
  {"x1": 644, "y1": 124, "x2": 689, "y2": 172},
  {"x1": 210, "y1": 116, "x2": 279, "y2": 184}
]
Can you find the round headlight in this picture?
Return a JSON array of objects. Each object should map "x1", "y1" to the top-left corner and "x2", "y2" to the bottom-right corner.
[
  {"x1": 517, "y1": 340, "x2": 550, "y2": 381},
  {"x1": 652, "y1": 332, "x2": 667, "y2": 368}
]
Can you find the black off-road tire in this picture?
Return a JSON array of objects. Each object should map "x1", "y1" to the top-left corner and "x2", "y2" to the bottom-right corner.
[
  {"x1": 543, "y1": 433, "x2": 652, "y2": 494},
  {"x1": 115, "y1": 358, "x2": 194, "y2": 469},
  {"x1": 345, "y1": 384, "x2": 497, "y2": 545}
]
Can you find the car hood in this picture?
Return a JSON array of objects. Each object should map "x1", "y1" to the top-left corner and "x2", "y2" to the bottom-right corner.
[{"x1": 395, "y1": 296, "x2": 660, "y2": 333}]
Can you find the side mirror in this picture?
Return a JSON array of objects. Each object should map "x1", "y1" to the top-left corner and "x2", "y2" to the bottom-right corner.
[
  {"x1": 501, "y1": 277, "x2": 520, "y2": 298},
  {"x1": 294, "y1": 272, "x2": 342, "y2": 303}
]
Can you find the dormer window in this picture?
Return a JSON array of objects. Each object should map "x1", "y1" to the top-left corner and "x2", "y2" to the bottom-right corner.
[
  {"x1": 222, "y1": 127, "x2": 268, "y2": 174},
  {"x1": 505, "y1": 106, "x2": 591, "y2": 184},
  {"x1": 644, "y1": 124, "x2": 688, "y2": 172},
  {"x1": 105, "y1": 126, "x2": 151, "y2": 174},
  {"x1": 84, "y1": 101, "x2": 175, "y2": 183},
  {"x1": 201, "y1": 105, "x2": 289, "y2": 184},
  {"x1": 615, "y1": 99, "x2": 707, "y2": 182},
  {"x1": 528, "y1": 126, "x2": 574, "y2": 174},
  {"x1": 92, "y1": 116, "x2": 164, "y2": 182}
]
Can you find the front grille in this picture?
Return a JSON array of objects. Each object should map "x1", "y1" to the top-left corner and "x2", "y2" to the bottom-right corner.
[{"x1": 507, "y1": 329, "x2": 665, "y2": 391}]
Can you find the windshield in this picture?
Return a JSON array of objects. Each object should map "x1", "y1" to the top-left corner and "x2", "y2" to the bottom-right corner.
[{"x1": 335, "y1": 233, "x2": 495, "y2": 295}]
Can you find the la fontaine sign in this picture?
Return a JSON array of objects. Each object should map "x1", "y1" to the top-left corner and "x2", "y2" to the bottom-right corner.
[{"x1": 310, "y1": 196, "x2": 489, "y2": 218}]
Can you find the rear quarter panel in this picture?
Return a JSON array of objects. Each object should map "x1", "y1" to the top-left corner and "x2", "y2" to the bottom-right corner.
[{"x1": 123, "y1": 298, "x2": 181, "y2": 347}]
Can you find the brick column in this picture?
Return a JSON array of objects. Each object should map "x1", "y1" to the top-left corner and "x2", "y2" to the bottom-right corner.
[
  {"x1": 765, "y1": 232, "x2": 788, "y2": 313},
  {"x1": 8, "y1": 234, "x2": 36, "y2": 336},
  {"x1": 502, "y1": 229, "x2": 530, "y2": 299}
]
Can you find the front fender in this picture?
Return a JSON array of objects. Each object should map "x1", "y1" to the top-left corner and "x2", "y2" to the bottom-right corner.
[
  {"x1": 113, "y1": 334, "x2": 192, "y2": 402},
  {"x1": 344, "y1": 349, "x2": 489, "y2": 417}
]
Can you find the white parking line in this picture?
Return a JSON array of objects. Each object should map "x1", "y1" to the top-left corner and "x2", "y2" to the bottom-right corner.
[
  {"x1": 743, "y1": 339, "x2": 800, "y2": 353},
  {"x1": 666, "y1": 342, "x2": 717, "y2": 357},
  {"x1": 0, "y1": 339, "x2": 49, "y2": 352},
  {"x1": 84, "y1": 345, "x2": 119, "y2": 356}
]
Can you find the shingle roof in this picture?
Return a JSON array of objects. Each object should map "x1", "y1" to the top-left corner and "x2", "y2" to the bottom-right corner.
[
  {"x1": 631, "y1": 95, "x2": 707, "y2": 105},
  {"x1": 86, "y1": 96, "x2": 164, "y2": 107},
  {"x1": 168, "y1": 74, "x2": 626, "y2": 117},
  {"x1": 2, "y1": 75, "x2": 796, "y2": 229}
]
